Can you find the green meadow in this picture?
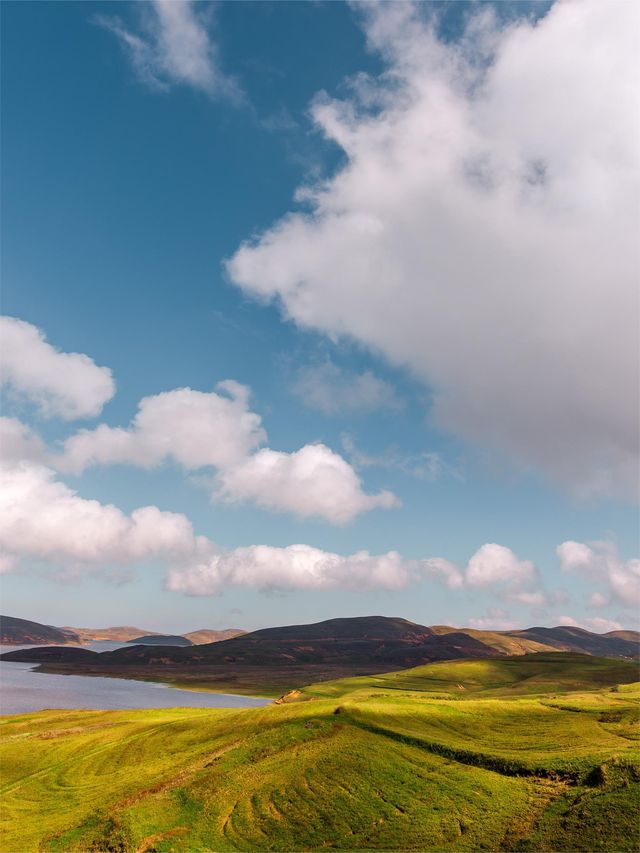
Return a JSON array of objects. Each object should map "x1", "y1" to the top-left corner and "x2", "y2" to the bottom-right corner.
[{"x1": 1, "y1": 654, "x2": 638, "y2": 852}]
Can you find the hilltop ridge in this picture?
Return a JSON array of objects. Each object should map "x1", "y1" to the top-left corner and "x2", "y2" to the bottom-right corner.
[{"x1": 3, "y1": 614, "x2": 637, "y2": 676}]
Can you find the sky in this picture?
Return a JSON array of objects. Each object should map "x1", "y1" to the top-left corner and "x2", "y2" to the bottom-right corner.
[{"x1": 1, "y1": 0, "x2": 638, "y2": 634}]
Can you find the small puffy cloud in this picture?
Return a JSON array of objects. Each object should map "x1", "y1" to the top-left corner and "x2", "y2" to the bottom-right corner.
[
  {"x1": 423, "y1": 543, "x2": 546, "y2": 605},
  {"x1": 0, "y1": 461, "x2": 211, "y2": 573},
  {"x1": 217, "y1": 443, "x2": 399, "y2": 524},
  {"x1": 507, "y1": 590, "x2": 547, "y2": 607},
  {"x1": 57, "y1": 382, "x2": 266, "y2": 474},
  {"x1": 292, "y1": 359, "x2": 402, "y2": 415},
  {"x1": 0, "y1": 316, "x2": 115, "y2": 420},
  {"x1": 97, "y1": 0, "x2": 238, "y2": 98},
  {"x1": 166, "y1": 543, "x2": 412, "y2": 596},
  {"x1": 468, "y1": 608, "x2": 520, "y2": 631},
  {"x1": 587, "y1": 591, "x2": 609, "y2": 609},
  {"x1": 0, "y1": 417, "x2": 45, "y2": 465},
  {"x1": 466, "y1": 543, "x2": 537, "y2": 588},
  {"x1": 227, "y1": 0, "x2": 639, "y2": 500},
  {"x1": 420, "y1": 557, "x2": 464, "y2": 589},
  {"x1": 556, "y1": 540, "x2": 595, "y2": 572},
  {"x1": 557, "y1": 540, "x2": 640, "y2": 608}
]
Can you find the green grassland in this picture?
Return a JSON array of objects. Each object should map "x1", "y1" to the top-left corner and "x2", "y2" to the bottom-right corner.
[{"x1": 1, "y1": 654, "x2": 638, "y2": 853}]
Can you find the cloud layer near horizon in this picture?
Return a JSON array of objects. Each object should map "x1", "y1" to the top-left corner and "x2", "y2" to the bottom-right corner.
[
  {"x1": 227, "y1": 0, "x2": 640, "y2": 500},
  {"x1": 0, "y1": 411, "x2": 545, "y2": 600},
  {"x1": 1, "y1": 315, "x2": 635, "y2": 618},
  {"x1": 0, "y1": 446, "x2": 635, "y2": 623}
]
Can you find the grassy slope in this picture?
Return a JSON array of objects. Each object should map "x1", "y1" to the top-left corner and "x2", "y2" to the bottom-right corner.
[
  {"x1": 1, "y1": 655, "x2": 638, "y2": 853},
  {"x1": 300, "y1": 653, "x2": 638, "y2": 699}
]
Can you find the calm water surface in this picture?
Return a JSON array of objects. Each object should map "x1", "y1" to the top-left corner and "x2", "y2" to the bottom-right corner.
[{"x1": 0, "y1": 642, "x2": 269, "y2": 714}]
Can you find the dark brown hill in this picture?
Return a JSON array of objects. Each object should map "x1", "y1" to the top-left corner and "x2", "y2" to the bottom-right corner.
[
  {"x1": 248, "y1": 615, "x2": 435, "y2": 642},
  {"x1": 127, "y1": 635, "x2": 193, "y2": 646},
  {"x1": 102, "y1": 614, "x2": 456, "y2": 668},
  {"x1": 2, "y1": 618, "x2": 636, "y2": 677},
  {"x1": 1, "y1": 616, "x2": 493, "y2": 669},
  {"x1": 2, "y1": 646, "x2": 98, "y2": 663},
  {"x1": 0, "y1": 615, "x2": 79, "y2": 646}
]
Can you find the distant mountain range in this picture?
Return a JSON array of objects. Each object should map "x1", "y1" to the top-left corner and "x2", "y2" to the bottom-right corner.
[
  {"x1": 0, "y1": 615, "x2": 245, "y2": 647},
  {"x1": 64, "y1": 626, "x2": 162, "y2": 643},
  {"x1": 3, "y1": 615, "x2": 638, "y2": 672}
]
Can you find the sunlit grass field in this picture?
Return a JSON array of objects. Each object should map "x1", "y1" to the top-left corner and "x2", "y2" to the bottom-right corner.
[{"x1": 1, "y1": 654, "x2": 638, "y2": 852}]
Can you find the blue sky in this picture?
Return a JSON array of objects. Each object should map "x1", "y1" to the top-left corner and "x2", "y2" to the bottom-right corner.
[{"x1": 1, "y1": 0, "x2": 638, "y2": 633}]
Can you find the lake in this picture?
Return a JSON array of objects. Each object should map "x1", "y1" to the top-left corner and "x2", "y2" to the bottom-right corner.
[{"x1": 0, "y1": 642, "x2": 270, "y2": 714}]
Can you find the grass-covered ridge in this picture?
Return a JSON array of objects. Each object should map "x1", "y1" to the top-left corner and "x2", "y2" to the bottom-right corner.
[{"x1": 1, "y1": 654, "x2": 638, "y2": 852}]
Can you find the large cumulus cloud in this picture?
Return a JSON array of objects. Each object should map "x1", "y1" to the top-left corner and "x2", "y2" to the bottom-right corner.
[{"x1": 227, "y1": 0, "x2": 640, "y2": 500}]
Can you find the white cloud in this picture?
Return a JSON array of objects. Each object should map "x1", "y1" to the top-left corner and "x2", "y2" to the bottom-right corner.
[
  {"x1": 57, "y1": 382, "x2": 266, "y2": 474},
  {"x1": 0, "y1": 461, "x2": 211, "y2": 572},
  {"x1": 420, "y1": 557, "x2": 464, "y2": 589},
  {"x1": 465, "y1": 543, "x2": 537, "y2": 588},
  {"x1": 587, "y1": 591, "x2": 609, "y2": 609},
  {"x1": 227, "y1": 0, "x2": 640, "y2": 500},
  {"x1": 0, "y1": 316, "x2": 115, "y2": 420},
  {"x1": 166, "y1": 543, "x2": 411, "y2": 596},
  {"x1": 217, "y1": 443, "x2": 399, "y2": 524},
  {"x1": 166, "y1": 541, "x2": 562, "y2": 601},
  {"x1": 0, "y1": 417, "x2": 45, "y2": 465},
  {"x1": 0, "y1": 553, "x2": 17, "y2": 575},
  {"x1": 507, "y1": 590, "x2": 547, "y2": 607},
  {"x1": 56, "y1": 382, "x2": 396, "y2": 525},
  {"x1": 558, "y1": 614, "x2": 624, "y2": 634},
  {"x1": 557, "y1": 540, "x2": 640, "y2": 608},
  {"x1": 557, "y1": 540, "x2": 594, "y2": 572},
  {"x1": 0, "y1": 452, "x2": 561, "y2": 603},
  {"x1": 293, "y1": 359, "x2": 402, "y2": 414},
  {"x1": 0, "y1": 455, "x2": 417, "y2": 591},
  {"x1": 420, "y1": 542, "x2": 546, "y2": 605},
  {"x1": 468, "y1": 608, "x2": 520, "y2": 631},
  {"x1": 97, "y1": 0, "x2": 238, "y2": 98}
]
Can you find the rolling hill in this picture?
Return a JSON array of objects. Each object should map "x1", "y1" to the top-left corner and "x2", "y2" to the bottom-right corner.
[
  {"x1": 66, "y1": 626, "x2": 159, "y2": 642},
  {"x1": 507, "y1": 626, "x2": 639, "y2": 657},
  {"x1": 0, "y1": 615, "x2": 79, "y2": 646},
  {"x1": 1, "y1": 654, "x2": 638, "y2": 852},
  {"x1": 3, "y1": 616, "x2": 637, "y2": 700},
  {"x1": 126, "y1": 634, "x2": 193, "y2": 646},
  {"x1": 8, "y1": 615, "x2": 499, "y2": 669},
  {"x1": 432, "y1": 624, "x2": 639, "y2": 658},
  {"x1": 183, "y1": 628, "x2": 246, "y2": 644},
  {"x1": 604, "y1": 629, "x2": 640, "y2": 642}
]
